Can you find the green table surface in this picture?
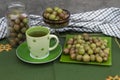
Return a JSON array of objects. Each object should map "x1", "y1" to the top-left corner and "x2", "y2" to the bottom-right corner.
[{"x1": 0, "y1": 33, "x2": 120, "y2": 80}]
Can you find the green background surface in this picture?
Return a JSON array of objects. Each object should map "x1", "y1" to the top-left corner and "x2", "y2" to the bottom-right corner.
[{"x1": 0, "y1": 33, "x2": 120, "y2": 80}]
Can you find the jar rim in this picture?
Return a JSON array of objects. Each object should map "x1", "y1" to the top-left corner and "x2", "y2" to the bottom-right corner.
[{"x1": 8, "y1": 2, "x2": 25, "y2": 9}]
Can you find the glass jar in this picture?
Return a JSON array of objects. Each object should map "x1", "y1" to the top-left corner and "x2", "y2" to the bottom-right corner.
[{"x1": 6, "y1": 2, "x2": 29, "y2": 47}]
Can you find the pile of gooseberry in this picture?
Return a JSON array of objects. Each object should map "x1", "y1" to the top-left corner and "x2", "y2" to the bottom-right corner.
[
  {"x1": 63, "y1": 33, "x2": 110, "y2": 63},
  {"x1": 43, "y1": 7, "x2": 69, "y2": 20},
  {"x1": 7, "y1": 13, "x2": 29, "y2": 47}
]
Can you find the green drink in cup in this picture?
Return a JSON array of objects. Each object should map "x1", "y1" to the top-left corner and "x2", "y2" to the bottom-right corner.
[{"x1": 26, "y1": 26, "x2": 59, "y2": 59}]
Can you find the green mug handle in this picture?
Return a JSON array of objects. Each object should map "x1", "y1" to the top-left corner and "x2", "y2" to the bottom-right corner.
[{"x1": 49, "y1": 34, "x2": 59, "y2": 51}]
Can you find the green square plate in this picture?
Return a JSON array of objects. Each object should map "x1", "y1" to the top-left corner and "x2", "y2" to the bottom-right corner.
[{"x1": 60, "y1": 34, "x2": 112, "y2": 66}]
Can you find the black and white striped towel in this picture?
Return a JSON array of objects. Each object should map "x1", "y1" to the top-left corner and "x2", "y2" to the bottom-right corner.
[{"x1": 0, "y1": 7, "x2": 120, "y2": 39}]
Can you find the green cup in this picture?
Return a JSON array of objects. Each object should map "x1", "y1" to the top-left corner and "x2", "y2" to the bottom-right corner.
[{"x1": 26, "y1": 26, "x2": 59, "y2": 59}]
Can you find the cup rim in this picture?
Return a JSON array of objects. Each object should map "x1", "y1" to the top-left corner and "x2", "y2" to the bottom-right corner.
[{"x1": 26, "y1": 26, "x2": 50, "y2": 38}]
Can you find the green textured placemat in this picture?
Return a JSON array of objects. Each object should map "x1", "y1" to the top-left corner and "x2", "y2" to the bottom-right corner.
[
  {"x1": 0, "y1": 39, "x2": 55, "y2": 80},
  {"x1": 53, "y1": 35, "x2": 120, "y2": 80},
  {"x1": 1, "y1": 34, "x2": 120, "y2": 80}
]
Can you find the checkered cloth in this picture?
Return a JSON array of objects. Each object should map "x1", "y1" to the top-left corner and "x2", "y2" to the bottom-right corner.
[{"x1": 1, "y1": 7, "x2": 120, "y2": 39}]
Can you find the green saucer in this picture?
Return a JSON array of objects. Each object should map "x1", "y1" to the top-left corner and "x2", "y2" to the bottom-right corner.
[{"x1": 16, "y1": 41, "x2": 62, "y2": 64}]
